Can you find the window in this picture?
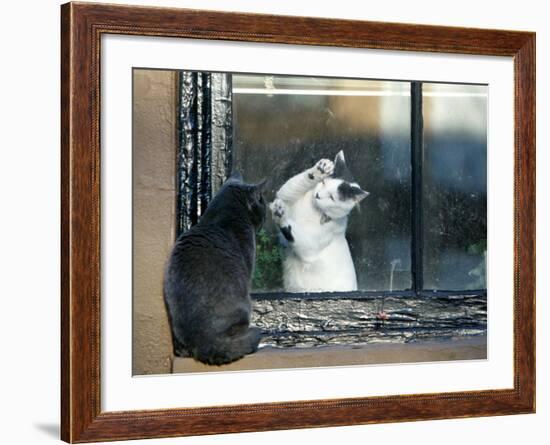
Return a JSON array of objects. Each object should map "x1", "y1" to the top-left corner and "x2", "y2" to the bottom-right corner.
[
  {"x1": 175, "y1": 71, "x2": 487, "y2": 348},
  {"x1": 232, "y1": 76, "x2": 412, "y2": 293}
]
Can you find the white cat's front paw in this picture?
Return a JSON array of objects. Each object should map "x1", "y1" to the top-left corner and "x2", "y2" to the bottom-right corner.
[
  {"x1": 270, "y1": 198, "x2": 287, "y2": 224},
  {"x1": 309, "y1": 159, "x2": 334, "y2": 181}
]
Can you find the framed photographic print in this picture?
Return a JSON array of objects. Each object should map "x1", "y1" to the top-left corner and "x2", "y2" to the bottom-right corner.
[{"x1": 61, "y1": 2, "x2": 535, "y2": 442}]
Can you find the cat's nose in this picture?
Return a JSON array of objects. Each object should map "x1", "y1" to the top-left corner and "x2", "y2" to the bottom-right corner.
[{"x1": 315, "y1": 192, "x2": 320, "y2": 199}]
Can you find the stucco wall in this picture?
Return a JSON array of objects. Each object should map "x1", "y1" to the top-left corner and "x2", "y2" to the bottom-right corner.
[{"x1": 132, "y1": 69, "x2": 178, "y2": 375}]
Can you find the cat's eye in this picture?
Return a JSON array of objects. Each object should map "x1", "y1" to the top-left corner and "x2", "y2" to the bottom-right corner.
[{"x1": 330, "y1": 194, "x2": 335, "y2": 201}]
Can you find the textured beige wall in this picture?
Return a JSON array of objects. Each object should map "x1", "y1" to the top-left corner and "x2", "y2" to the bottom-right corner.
[{"x1": 132, "y1": 69, "x2": 178, "y2": 375}]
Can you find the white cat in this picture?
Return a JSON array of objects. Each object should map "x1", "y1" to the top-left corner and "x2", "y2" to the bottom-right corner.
[{"x1": 270, "y1": 151, "x2": 369, "y2": 292}]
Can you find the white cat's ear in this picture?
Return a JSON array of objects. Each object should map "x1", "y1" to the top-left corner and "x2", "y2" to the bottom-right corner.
[
  {"x1": 334, "y1": 150, "x2": 345, "y2": 164},
  {"x1": 333, "y1": 151, "x2": 349, "y2": 179},
  {"x1": 354, "y1": 189, "x2": 370, "y2": 203}
]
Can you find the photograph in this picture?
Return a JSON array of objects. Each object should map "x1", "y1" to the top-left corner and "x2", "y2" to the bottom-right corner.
[
  {"x1": 56, "y1": 2, "x2": 536, "y2": 441},
  {"x1": 132, "y1": 69, "x2": 488, "y2": 375},
  {"x1": 2, "y1": 0, "x2": 545, "y2": 443}
]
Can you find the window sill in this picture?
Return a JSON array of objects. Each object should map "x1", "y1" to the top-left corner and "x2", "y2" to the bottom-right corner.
[{"x1": 172, "y1": 334, "x2": 486, "y2": 373}]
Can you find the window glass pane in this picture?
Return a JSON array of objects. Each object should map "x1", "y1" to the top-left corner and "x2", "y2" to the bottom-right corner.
[
  {"x1": 232, "y1": 74, "x2": 412, "y2": 292},
  {"x1": 422, "y1": 83, "x2": 487, "y2": 290}
]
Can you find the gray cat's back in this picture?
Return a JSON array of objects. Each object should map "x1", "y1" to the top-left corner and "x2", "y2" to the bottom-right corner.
[{"x1": 164, "y1": 225, "x2": 251, "y2": 316}]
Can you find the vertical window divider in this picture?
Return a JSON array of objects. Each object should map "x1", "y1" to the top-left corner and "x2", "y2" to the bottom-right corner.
[{"x1": 411, "y1": 82, "x2": 424, "y2": 294}]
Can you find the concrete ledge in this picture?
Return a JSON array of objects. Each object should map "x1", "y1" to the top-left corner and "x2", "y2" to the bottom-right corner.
[{"x1": 172, "y1": 335, "x2": 487, "y2": 373}]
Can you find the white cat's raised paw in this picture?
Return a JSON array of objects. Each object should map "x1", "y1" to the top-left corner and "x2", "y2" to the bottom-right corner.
[
  {"x1": 269, "y1": 198, "x2": 287, "y2": 224},
  {"x1": 309, "y1": 158, "x2": 334, "y2": 180}
]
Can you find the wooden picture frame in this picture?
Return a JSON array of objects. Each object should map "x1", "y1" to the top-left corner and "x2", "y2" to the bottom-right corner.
[{"x1": 61, "y1": 2, "x2": 535, "y2": 442}]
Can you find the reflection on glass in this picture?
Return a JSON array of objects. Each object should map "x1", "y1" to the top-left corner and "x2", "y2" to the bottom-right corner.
[
  {"x1": 422, "y1": 83, "x2": 487, "y2": 290},
  {"x1": 232, "y1": 75, "x2": 412, "y2": 292}
]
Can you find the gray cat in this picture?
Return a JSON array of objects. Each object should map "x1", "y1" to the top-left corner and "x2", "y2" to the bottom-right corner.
[{"x1": 164, "y1": 173, "x2": 266, "y2": 366}]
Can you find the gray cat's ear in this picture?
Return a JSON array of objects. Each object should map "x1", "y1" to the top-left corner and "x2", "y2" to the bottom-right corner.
[
  {"x1": 249, "y1": 178, "x2": 267, "y2": 199},
  {"x1": 253, "y1": 178, "x2": 268, "y2": 191},
  {"x1": 228, "y1": 171, "x2": 243, "y2": 182}
]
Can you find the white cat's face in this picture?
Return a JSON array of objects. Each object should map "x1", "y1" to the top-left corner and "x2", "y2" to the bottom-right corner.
[{"x1": 313, "y1": 178, "x2": 369, "y2": 219}]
